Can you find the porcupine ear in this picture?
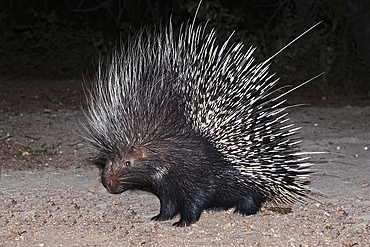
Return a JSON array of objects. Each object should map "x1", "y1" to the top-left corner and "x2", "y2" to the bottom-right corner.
[{"x1": 127, "y1": 146, "x2": 146, "y2": 161}]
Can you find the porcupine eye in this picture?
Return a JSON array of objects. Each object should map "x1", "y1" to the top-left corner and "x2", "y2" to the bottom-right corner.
[{"x1": 124, "y1": 161, "x2": 131, "y2": 166}]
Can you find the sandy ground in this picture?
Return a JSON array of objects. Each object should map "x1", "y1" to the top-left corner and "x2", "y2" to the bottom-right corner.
[{"x1": 0, "y1": 79, "x2": 369, "y2": 246}]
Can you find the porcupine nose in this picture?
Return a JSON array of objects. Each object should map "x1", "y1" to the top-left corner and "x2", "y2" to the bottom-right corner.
[
  {"x1": 101, "y1": 160, "x2": 125, "y2": 194},
  {"x1": 102, "y1": 175, "x2": 123, "y2": 194}
]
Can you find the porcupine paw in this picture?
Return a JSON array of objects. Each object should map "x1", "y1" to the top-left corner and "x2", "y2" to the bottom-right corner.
[
  {"x1": 151, "y1": 212, "x2": 175, "y2": 221},
  {"x1": 172, "y1": 208, "x2": 202, "y2": 227},
  {"x1": 172, "y1": 218, "x2": 197, "y2": 227}
]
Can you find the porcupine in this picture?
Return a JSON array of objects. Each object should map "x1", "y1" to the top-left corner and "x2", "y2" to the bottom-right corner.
[{"x1": 81, "y1": 18, "x2": 320, "y2": 227}]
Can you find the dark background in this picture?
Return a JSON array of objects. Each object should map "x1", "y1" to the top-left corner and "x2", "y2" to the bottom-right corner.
[{"x1": 0, "y1": 0, "x2": 369, "y2": 99}]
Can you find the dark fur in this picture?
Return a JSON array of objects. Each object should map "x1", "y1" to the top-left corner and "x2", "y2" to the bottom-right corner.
[{"x1": 101, "y1": 132, "x2": 265, "y2": 227}]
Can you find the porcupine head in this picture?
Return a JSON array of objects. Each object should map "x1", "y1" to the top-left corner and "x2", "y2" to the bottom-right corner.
[{"x1": 82, "y1": 19, "x2": 315, "y2": 226}]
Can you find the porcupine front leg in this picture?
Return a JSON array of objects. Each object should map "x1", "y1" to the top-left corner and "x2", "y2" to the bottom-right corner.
[
  {"x1": 151, "y1": 194, "x2": 178, "y2": 221},
  {"x1": 172, "y1": 197, "x2": 205, "y2": 227}
]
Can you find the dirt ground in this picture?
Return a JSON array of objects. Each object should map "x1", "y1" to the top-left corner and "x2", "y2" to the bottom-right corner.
[{"x1": 0, "y1": 77, "x2": 369, "y2": 246}]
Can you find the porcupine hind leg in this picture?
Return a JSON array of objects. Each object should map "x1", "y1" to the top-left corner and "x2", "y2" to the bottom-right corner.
[{"x1": 234, "y1": 193, "x2": 264, "y2": 216}]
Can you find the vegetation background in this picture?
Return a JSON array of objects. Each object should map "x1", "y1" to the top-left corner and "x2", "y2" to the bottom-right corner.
[{"x1": 0, "y1": 0, "x2": 369, "y2": 95}]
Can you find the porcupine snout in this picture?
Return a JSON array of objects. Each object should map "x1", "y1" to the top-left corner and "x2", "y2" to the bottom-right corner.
[
  {"x1": 101, "y1": 159, "x2": 127, "y2": 194},
  {"x1": 101, "y1": 147, "x2": 148, "y2": 194}
]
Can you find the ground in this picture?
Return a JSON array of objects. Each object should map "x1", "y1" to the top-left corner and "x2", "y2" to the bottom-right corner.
[{"x1": 0, "y1": 77, "x2": 369, "y2": 246}]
